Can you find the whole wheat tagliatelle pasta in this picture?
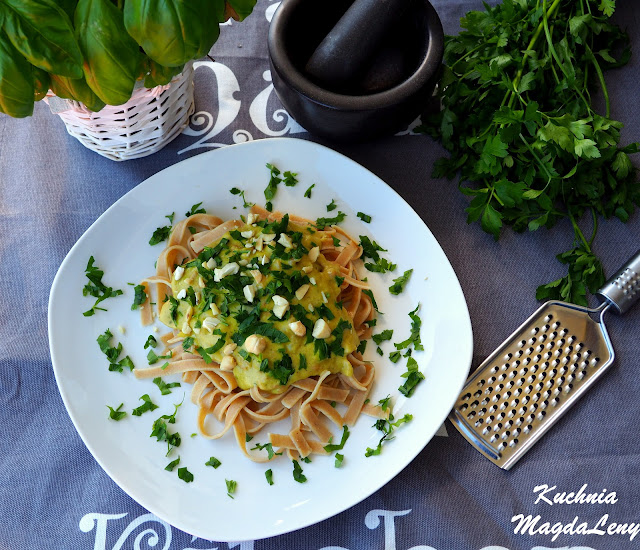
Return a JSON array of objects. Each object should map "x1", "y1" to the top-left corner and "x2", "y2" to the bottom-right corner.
[{"x1": 133, "y1": 205, "x2": 388, "y2": 462}]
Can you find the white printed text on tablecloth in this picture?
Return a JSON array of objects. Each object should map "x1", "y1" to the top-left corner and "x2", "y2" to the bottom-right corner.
[{"x1": 80, "y1": 507, "x2": 602, "y2": 550}]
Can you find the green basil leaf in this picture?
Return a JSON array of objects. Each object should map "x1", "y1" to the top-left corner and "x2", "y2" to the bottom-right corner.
[
  {"x1": 124, "y1": 0, "x2": 221, "y2": 67},
  {"x1": 224, "y1": 0, "x2": 257, "y2": 21},
  {"x1": 2, "y1": 0, "x2": 83, "y2": 78},
  {"x1": 49, "y1": 74, "x2": 105, "y2": 112},
  {"x1": 143, "y1": 58, "x2": 184, "y2": 88},
  {"x1": 57, "y1": 0, "x2": 78, "y2": 20},
  {"x1": 32, "y1": 66, "x2": 50, "y2": 101},
  {"x1": 0, "y1": 31, "x2": 35, "y2": 117},
  {"x1": 75, "y1": 0, "x2": 140, "y2": 105}
]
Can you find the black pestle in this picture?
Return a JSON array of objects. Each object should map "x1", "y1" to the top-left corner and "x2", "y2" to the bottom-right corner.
[{"x1": 305, "y1": 0, "x2": 411, "y2": 90}]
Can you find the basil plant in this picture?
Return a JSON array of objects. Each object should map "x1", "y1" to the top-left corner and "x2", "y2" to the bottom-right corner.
[{"x1": 0, "y1": 0, "x2": 256, "y2": 117}]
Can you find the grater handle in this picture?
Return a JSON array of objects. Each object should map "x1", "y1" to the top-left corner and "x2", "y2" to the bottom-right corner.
[{"x1": 596, "y1": 249, "x2": 640, "y2": 314}]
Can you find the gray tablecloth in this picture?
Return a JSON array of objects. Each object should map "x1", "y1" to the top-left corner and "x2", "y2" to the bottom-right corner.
[{"x1": 1, "y1": 1, "x2": 639, "y2": 549}]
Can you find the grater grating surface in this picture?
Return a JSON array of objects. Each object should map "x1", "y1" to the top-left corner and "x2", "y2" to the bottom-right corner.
[
  {"x1": 449, "y1": 301, "x2": 613, "y2": 470},
  {"x1": 450, "y1": 250, "x2": 640, "y2": 470}
]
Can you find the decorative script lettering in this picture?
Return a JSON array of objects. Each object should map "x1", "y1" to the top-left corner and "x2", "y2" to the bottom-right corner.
[{"x1": 511, "y1": 484, "x2": 639, "y2": 543}]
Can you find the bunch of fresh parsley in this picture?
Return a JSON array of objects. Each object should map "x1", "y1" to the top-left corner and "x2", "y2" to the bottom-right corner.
[{"x1": 422, "y1": 0, "x2": 639, "y2": 305}]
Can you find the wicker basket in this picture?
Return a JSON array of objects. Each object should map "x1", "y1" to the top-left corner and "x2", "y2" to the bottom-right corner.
[{"x1": 46, "y1": 64, "x2": 195, "y2": 161}]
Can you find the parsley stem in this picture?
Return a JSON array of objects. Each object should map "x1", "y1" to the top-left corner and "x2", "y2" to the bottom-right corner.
[
  {"x1": 585, "y1": 44, "x2": 610, "y2": 118},
  {"x1": 568, "y1": 210, "x2": 591, "y2": 253},
  {"x1": 542, "y1": 0, "x2": 591, "y2": 114},
  {"x1": 506, "y1": 0, "x2": 562, "y2": 109},
  {"x1": 449, "y1": 43, "x2": 485, "y2": 71},
  {"x1": 518, "y1": 133, "x2": 554, "y2": 184},
  {"x1": 589, "y1": 208, "x2": 598, "y2": 247}
]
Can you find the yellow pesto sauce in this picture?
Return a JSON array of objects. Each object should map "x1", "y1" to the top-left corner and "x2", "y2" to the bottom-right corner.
[{"x1": 159, "y1": 216, "x2": 359, "y2": 393}]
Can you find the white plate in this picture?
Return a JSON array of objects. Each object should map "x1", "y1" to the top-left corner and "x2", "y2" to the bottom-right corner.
[{"x1": 48, "y1": 137, "x2": 472, "y2": 542}]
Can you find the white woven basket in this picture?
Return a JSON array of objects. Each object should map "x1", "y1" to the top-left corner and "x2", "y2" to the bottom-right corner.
[{"x1": 46, "y1": 64, "x2": 195, "y2": 161}]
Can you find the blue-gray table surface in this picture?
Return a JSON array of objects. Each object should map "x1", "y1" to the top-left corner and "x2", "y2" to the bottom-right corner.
[{"x1": 1, "y1": 1, "x2": 639, "y2": 549}]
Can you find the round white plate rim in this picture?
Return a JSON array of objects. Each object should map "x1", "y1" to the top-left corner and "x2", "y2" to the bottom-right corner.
[{"x1": 48, "y1": 137, "x2": 473, "y2": 542}]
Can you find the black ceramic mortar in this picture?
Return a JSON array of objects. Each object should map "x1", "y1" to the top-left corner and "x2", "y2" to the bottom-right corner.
[{"x1": 268, "y1": 0, "x2": 444, "y2": 141}]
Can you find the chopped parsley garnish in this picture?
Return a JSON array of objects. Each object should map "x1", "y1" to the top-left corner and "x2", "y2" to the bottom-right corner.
[
  {"x1": 144, "y1": 335, "x2": 157, "y2": 349},
  {"x1": 313, "y1": 338, "x2": 329, "y2": 360},
  {"x1": 149, "y1": 225, "x2": 172, "y2": 246},
  {"x1": 165, "y1": 457, "x2": 180, "y2": 471},
  {"x1": 185, "y1": 202, "x2": 206, "y2": 217},
  {"x1": 245, "y1": 434, "x2": 253, "y2": 442},
  {"x1": 147, "y1": 348, "x2": 172, "y2": 365},
  {"x1": 149, "y1": 213, "x2": 174, "y2": 245},
  {"x1": 389, "y1": 269, "x2": 413, "y2": 295},
  {"x1": 359, "y1": 236, "x2": 387, "y2": 261},
  {"x1": 131, "y1": 284, "x2": 147, "y2": 310},
  {"x1": 252, "y1": 324, "x2": 289, "y2": 343},
  {"x1": 182, "y1": 336, "x2": 194, "y2": 351},
  {"x1": 264, "y1": 163, "x2": 282, "y2": 211},
  {"x1": 132, "y1": 394, "x2": 159, "y2": 416},
  {"x1": 97, "y1": 329, "x2": 135, "y2": 372},
  {"x1": 251, "y1": 442, "x2": 283, "y2": 460},
  {"x1": 332, "y1": 318, "x2": 351, "y2": 337},
  {"x1": 335, "y1": 453, "x2": 344, "y2": 468},
  {"x1": 326, "y1": 199, "x2": 337, "y2": 211},
  {"x1": 359, "y1": 236, "x2": 395, "y2": 274},
  {"x1": 389, "y1": 351, "x2": 402, "y2": 363},
  {"x1": 226, "y1": 479, "x2": 237, "y2": 498},
  {"x1": 292, "y1": 460, "x2": 307, "y2": 483},
  {"x1": 168, "y1": 296, "x2": 179, "y2": 322},
  {"x1": 315, "y1": 211, "x2": 346, "y2": 230},
  {"x1": 316, "y1": 304, "x2": 335, "y2": 321},
  {"x1": 304, "y1": 183, "x2": 315, "y2": 198},
  {"x1": 82, "y1": 257, "x2": 123, "y2": 316},
  {"x1": 153, "y1": 377, "x2": 181, "y2": 395},
  {"x1": 372, "y1": 329, "x2": 393, "y2": 345},
  {"x1": 335, "y1": 275, "x2": 344, "y2": 287},
  {"x1": 399, "y1": 356, "x2": 425, "y2": 397},
  {"x1": 229, "y1": 187, "x2": 254, "y2": 208},
  {"x1": 283, "y1": 170, "x2": 298, "y2": 186},
  {"x1": 195, "y1": 346, "x2": 213, "y2": 364},
  {"x1": 323, "y1": 425, "x2": 350, "y2": 452},
  {"x1": 150, "y1": 399, "x2": 183, "y2": 455},
  {"x1": 178, "y1": 467, "x2": 194, "y2": 483},
  {"x1": 265, "y1": 469, "x2": 274, "y2": 485},
  {"x1": 357, "y1": 212, "x2": 372, "y2": 223},
  {"x1": 366, "y1": 258, "x2": 397, "y2": 273},
  {"x1": 362, "y1": 289, "x2": 380, "y2": 313},
  {"x1": 365, "y1": 397, "x2": 413, "y2": 457},
  {"x1": 259, "y1": 358, "x2": 269, "y2": 372},
  {"x1": 271, "y1": 353, "x2": 295, "y2": 385},
  {"x1": 394, "y1": 304, "x2": 424, "y2": 351},
  {"x1": 356, "y1": 340, "x2": 367, "y2": 355},
  {"x1": 107, "y1": 403, "x2": 126, "y2": 421},
  {"x1": 205, "y1": 456, "x2": 222, "y2": 469}
]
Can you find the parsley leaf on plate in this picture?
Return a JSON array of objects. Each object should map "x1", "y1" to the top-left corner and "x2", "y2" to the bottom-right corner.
[{"x1": 82, "y1": 257, "x2": 123, "y2": 316}]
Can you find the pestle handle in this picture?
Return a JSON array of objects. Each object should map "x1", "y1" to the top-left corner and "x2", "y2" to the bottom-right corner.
[{"x1": 305, "y1": 0, "x2": 410, "y2": 87}]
